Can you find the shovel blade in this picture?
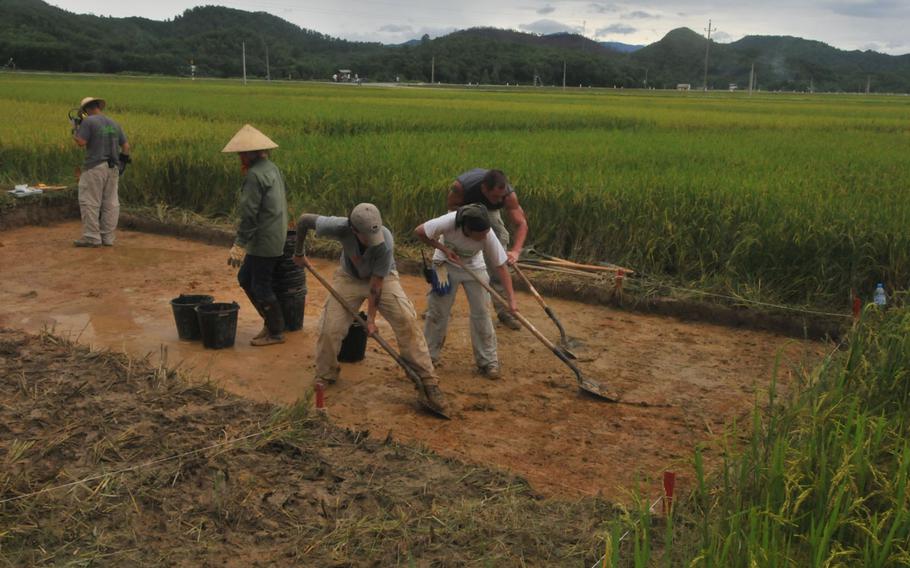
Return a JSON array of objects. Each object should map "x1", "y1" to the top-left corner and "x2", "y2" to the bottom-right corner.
[
  {"x1": 418, "y1": 393, "x2": 451, "y2": 419},
  {"x1": 576, "y1": 376, "x2": 620, "y2": 401}
]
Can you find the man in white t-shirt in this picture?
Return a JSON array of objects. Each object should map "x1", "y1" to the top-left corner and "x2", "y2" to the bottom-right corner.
[{"x1": 415, "y1": 204, "x2": 519, "y2": 379}]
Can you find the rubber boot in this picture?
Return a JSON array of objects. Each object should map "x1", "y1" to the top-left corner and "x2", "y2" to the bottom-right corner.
[
  {"x1": 251, "y1": 300, "x2": 286, "y2": 346},
  {"x1": 242, "y1": 288, "x2": 269, "y2": 341}
]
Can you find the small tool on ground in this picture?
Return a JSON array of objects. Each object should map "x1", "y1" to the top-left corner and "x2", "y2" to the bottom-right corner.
[
  {"x1": 304, "y1": 263, "x2": 451, "y2": 418},
  {"x1": 512, "y1": 264, "x2": 585, "y2": 358},
  {"x1": 448, "y1": 259, "x2": 617, "y2": 401}
]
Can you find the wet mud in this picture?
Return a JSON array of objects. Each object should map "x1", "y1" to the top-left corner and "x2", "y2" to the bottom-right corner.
[{"x1": 0, "y1": 222, "x2": 825, "y2": 500}]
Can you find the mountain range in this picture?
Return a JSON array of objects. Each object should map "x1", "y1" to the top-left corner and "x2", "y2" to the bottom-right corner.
[{"x1": 1, "y1": 0, "x2": 909, "y2": 92}]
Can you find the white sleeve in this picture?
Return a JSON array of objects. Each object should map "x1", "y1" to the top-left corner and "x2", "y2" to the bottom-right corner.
[
  {"x1": 484, "y1": 232, "x2": 508, "y2": 267},
  {"x1": 422, "y1": 212, "x2": 456, "y2": 241}
]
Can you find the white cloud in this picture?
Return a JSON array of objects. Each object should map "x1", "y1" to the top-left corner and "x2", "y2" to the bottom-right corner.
[
  {"x1": 378, "y1": 24, "x2": 413, "y2": 33},
  {"x1": 519, "y1": 19, "x2": 583, "y2": 34},
  {"x1": 826, "y1": 0, "x2": 910, "y2": 18},
  {"x1": 596, "y1": 23, "x2": 637, "y2": 36},
  {"x1": 622, "y1": 10, "x2": 659, "y2": 19},
  {"x1": 589, "y1": 2, "x2": 621, "y2": 14}
]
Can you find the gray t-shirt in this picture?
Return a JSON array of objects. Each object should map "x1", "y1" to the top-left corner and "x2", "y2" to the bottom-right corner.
[
  {"x1": 457, "y1": 168, "x2": 514, "y2": 211},
  {"x1": 315, "y1": 216, "x2": 396, "y2": 280},
  {"x1": 76, "y1": 114, "x2": 127, "y2": 169}
]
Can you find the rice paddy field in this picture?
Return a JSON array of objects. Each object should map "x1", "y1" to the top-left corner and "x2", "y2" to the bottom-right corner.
[
  {"x1": 2, "y1": 73, "x2": 910, "y2": 566},
  {"x1": 1, "y1": 73, "x2": 909, "y2": 309}
]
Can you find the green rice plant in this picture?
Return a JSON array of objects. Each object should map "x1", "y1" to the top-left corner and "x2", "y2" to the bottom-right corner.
[
  {"x1": 2, "y1": 74, "x2": 909, "y2": 308},
  {"x1": 664, "y1": 306, "x2": 910, "y2": 566}
]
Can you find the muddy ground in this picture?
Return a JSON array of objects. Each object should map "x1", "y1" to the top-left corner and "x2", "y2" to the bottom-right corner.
[
  {"x1": 0, "y1": 222, "x2": 825, "y2": 501},
  {"x1": 0, "y1": 329, "x2": 615, "y2": 566}
]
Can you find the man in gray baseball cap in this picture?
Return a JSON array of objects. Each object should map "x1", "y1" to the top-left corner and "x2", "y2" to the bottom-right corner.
[{"x1": 292, "y1": 203, "x2": 447, "y2": 411}]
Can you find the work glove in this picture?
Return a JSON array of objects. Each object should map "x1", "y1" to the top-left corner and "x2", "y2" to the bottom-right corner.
[
  {"x1": 227, "y1": 244, "x2": 246, "y2": 267},
  {"x1": 431, "y1": 262, "x2": 451, "y2": 295}
]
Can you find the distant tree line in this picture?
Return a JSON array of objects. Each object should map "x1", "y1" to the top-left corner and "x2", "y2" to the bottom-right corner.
[{"x1": 2, "y1": 0, "x2": 909, "y2": 92}]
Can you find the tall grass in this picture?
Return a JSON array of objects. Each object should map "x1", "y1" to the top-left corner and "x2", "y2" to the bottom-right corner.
[
  {"x1": 638, "y1": 306, "x2": 910, "y2": 566},
  {"x1": 2, "y1": 74, "x2": 909, "y2": 307}
]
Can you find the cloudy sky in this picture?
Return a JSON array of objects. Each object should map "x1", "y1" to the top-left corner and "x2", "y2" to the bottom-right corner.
[{"x1": 48, "y1": 0, "x2": 910, "y2": 55}]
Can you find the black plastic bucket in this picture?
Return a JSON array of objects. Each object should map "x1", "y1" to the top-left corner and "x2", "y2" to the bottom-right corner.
[
  {"x1": 196, "y1": 302, "x2": 239, "y2": 349},
  {"x1": 279, "y1": 292, "x2": 306, "y2": 332},
  {"x1": 170, "y1": 294, "x2": 214, "y2": 340},
  {"x1": 338, "y1": 312, "x2": 368, "y2": 362}
]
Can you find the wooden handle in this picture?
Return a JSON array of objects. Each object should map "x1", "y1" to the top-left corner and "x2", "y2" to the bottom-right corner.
[
  {"x1": 448, "y1": 260, "x2": 563, "y2": 355},
  {"x1": 304, "y1": 264, "x2": 426, "y2": 389},
  {"x1": 536, "y1": 259, "x2": 634, "y2": 274},
  {"x1": 512, "y1": 264, "x2": 547, "y2": 308}
]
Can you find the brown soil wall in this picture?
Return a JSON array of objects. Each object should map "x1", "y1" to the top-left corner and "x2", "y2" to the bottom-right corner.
[{"x1": 1, "y1": 197, "x2": 846, "y2": 341}]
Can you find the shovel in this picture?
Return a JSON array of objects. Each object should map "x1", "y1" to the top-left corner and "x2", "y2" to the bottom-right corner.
[
  {"x1": 448, "y1": 259, "x2": 617, "y2": 401},
  {"x1": 512, "y1": 264, "x2": 585, "y2": 358},
  {"x1": 303, "y1": 263, "x2": 450, "y2": 419}
]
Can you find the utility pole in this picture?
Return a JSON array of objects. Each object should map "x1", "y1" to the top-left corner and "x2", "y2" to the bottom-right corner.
[
  {"x1": 703, "y1": 19, "x2": 716, "y2": 92},
  {"x1": 563, "y1": 60, "x2": 566, "y2": 90},
  {"x1": 266, "y1": 44, "x2": 270, "y2": 81},
  {"x1": 865, "y1": 75, "x2": 871, "y2": 94},
  {"x1": 242, "y1": 41, "x2": 247, "y2": 85},
  {"x1": 748, "y1": 63, "x2": 754, "y2": 96},
  {"x1": 431, "y1": 56, "x2": 435, "y2": 84},
  {"x1": 644, "y1": 68, "x2": 648, "y2": 89}
]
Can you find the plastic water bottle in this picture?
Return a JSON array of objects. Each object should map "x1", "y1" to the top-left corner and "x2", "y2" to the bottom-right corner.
[{"x1": 873, "y1": 283, "x2": 887, "y2": 307}]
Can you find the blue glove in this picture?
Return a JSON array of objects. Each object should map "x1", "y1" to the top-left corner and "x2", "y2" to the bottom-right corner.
[{"x1": 431, "y1": 263, "x2": 451, "y2": 295}]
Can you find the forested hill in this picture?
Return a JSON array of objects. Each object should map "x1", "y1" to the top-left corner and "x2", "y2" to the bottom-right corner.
[
  {"x1": 2, "y1": 0, "x2": 909, "y2": 92},
  {"x1": 633, "y1": 27, "x2": 910, "y2": 92}
]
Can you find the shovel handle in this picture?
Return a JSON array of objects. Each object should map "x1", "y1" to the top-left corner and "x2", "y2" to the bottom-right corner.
[
  {"x1": 303, "y1": 264, "x2": 427, "y2": 391},
  {"x1": 448, "y1": 260, "x2": 583, "y2": 374},
  {"x1": 512, "y1": 264, "x2": 547, "y2": 309},
  {"x1": 513, "y1": 264, "x2": 570, "y2": 344}
]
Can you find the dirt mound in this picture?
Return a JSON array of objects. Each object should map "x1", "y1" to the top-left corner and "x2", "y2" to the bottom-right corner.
[{"x1": 0, "y1": 330, "x2": 613, "y2": 566}]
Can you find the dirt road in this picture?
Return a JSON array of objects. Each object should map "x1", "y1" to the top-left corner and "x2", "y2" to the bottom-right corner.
[{"x1": 0, "y1": 222, "x2": 824, "y2": 499}]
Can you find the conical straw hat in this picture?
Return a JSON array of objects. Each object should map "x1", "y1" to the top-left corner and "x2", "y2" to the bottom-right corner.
[{"x1": 221, "y1": 124, "x2": 279, "y2": 153}]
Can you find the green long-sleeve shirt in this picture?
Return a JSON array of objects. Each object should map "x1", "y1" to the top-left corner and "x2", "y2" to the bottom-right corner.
[{"x1": 234, "y1": 158, "x2": 288, "y2": 257}]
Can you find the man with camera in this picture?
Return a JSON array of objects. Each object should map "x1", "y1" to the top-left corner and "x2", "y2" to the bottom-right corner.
[{"x1": 71, "y1": 96, "x2": 130, "y2": 248}]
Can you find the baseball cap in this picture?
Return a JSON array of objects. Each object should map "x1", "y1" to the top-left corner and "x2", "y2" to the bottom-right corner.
[{"x1": 350, "y1": 203, "x2": 385, "y2": 247}]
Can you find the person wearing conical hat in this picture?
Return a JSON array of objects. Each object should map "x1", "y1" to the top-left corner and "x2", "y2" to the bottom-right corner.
[
  {"x1": 72, "y1": 96, "x2": 130, "y2": 248},
  {"x1": 222, "y1": 124, "x2": 289, "y2": 346}
]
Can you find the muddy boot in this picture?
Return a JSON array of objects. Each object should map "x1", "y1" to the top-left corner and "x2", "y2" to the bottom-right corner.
[
  {"x1": 423, "y1": 384, "x2": 451, "y2": 415},
  {"x1": 497, "y1": 311, "x2": 521, "y2": 331},
  {"x1": 250, "y1": 300, "x2": 286, "y2": 346},
  {"x1": 480, "y1": 363, "x2": 501, "y2": 380}
]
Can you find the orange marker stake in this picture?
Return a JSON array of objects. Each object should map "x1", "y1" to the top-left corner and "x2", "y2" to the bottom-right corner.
[
  {"x1": 315, "y1": 381, "x2": 326, "y2": 410},
  {"x1": 663, "y1": 471, "x2": 676, "y2": 517}
]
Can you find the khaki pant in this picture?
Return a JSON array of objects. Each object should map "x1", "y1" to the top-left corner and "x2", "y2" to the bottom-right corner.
[
  {"x1": 314, "y1": 270, "x2": 437, "y2": 385},
  {"x1": 482, "y1": 208, "x2": 511, "y2": 318},
  {"x1": 78, "y1": 163, "x2": 120, "y2": 245},
  {"x1": 424, "y1": 264, "x2": 498, "y2": 369}
]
